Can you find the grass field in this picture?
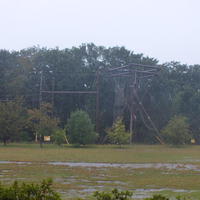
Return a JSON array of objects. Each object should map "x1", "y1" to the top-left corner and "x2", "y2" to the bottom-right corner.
[{"x1": 1, "y1": 144, "x2": 200, "y2": 199}]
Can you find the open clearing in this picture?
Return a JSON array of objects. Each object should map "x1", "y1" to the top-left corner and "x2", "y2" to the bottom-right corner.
[{"x1": 1, "y1": 144, "x2": 200, "y2": 199}]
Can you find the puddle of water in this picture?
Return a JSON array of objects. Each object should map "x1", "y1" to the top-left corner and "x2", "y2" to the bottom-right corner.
[
  {"x1": 132, "y1": 188, "x2": 194, "y2": 199},
  {"x1": 0, "y1": 169, "x2": 10, "y2": 177},
  {"x1": 173, "y1": 189, "x2": 192, "y2": 193},
  {"x1": 0, "y1": 177, "x2": 26, "y2": 181},
  {"x1": 135, "y1": 188, "x2": 189, "y2": 193},
  {"x1": 58, "y1": 187, "x2": 194, "y2": 199},
  {"x1": 55, "y1": 177, "x2": 77, "y2": 184},
  {"x1": 81, "y1": 188, "x2": 98, "y2": 193},
  {"x1": 2, "y1": 169, "x2": 11, "y2": 173},
  {"x1": 80, "y1": 185, "x2": 110, "y2": 193},
  {"x1": 184, "y1": 159, "x2": 200, "y2": 162},
  {"x1": 133, "y1": 194, "x2": 150, "y2": 199},
  {"x1": 59, "y1": 186, "x2": 106, "y2": 198},
  {"x1": 2, "y1": 161, "x2": 199, "y2": 172},
  {"x1": 0, "y1": 178, "x2": 13, "y2": 181},
  {"x1": 161, "y1": 172, "x2": 178, "y2": 175},
  {"x1": 48, "y1": 162, "x2": 200, "y2": 171},
  {"x1": 96, "y1": 180, "x2": 127, "y2": 185},
  {"x1": 0, "y1": 161, "x2": 31, "y2": 164}
]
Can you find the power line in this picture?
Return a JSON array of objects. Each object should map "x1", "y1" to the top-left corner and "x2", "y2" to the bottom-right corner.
[{"x1": 41, "y1": 90, "x2": 97, "y2": 94}]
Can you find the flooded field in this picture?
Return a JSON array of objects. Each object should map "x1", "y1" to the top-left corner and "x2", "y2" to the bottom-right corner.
[
  {"x1": 1, "y1": 160, "x2": 200, "y2": 199},
  {"x1": 48, "y1": 161, "x2": 200, "y2": 171},
  {"x1": 1, "y1": 144, "x2": 200, "y2": 199}
]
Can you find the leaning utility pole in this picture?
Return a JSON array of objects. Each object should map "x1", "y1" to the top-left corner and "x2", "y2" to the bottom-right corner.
[{"x1": 108, "y1": 63, "x2": 163, "y2": 144}]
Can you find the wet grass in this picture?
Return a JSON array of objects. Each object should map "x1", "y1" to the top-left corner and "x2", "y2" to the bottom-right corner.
[
  {"x1": 1, "y1": 162, "x2": 200, "y2": 199},
  {"x1": 0, "y1": 143, "x2": 200, "y2": 163},
  {"x1": 1, "y1": 143, "x2": 200, "y2": 199}
]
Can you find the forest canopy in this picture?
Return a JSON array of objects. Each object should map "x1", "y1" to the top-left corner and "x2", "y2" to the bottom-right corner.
[{"x1": 0, "y1": 43, "x2": 200, "y2": 144}]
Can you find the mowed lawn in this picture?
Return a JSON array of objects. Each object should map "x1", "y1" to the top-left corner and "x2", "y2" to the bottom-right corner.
[{"x1": 1, "y1": 144, "x2": 200, "y2": 199}]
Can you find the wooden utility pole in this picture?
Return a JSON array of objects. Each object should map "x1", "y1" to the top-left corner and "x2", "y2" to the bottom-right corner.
[
  {"x1": 39, "y1": 71, "x2": 43, "y2": 148},
  {"x1": 96, "y1": 69, "x2": 100, "y2": 133},
  {"x1": 39, "y1": 71, "x2": 43, "y2": 109},
  {"x1": 51, "y1": 77, "x2": 55, "y2": 109},
  {"x1": 40, "y1": 71, "x2": 100, "y2": 133},
  {"x1": 129, "y1": 109, "x2": 133, "y2": 144}
]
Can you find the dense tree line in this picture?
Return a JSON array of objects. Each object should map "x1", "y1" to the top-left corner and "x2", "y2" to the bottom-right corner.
[{"x1": 0, "y1": 43, "x2": 200, "y2": 144}]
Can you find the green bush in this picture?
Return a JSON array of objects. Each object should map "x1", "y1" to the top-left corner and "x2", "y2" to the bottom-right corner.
[
  {"x1": 67, "y1": 110, "x2": 98, "y2": 145},
  {"x1": 52, "y1": 129, "x2": 66, "y2": 146},
  {"x1": 93, "y1": 192, "x2": 188, "y2": 200},
  {"x1": 0, "y1": 179, "x2": 61, "y2": 200},
  {"x1": 19, "y1": 131, "x2": 34, "y2": 142},
  {"x1": 161, "y1": 115, "x2": 191, "y2": 145},
  {"x1": 107, "y1": 118, "x2": 130, "y2": 145},
  {"x1": 145, "y1": 194, "x2": 169, "y2": 200},
  {"x1": 93, "y1": 189, "x2": 132, "y2": 200},
  {"x1": 0, "y1": 181, "x2": 191, "y2": 200}
]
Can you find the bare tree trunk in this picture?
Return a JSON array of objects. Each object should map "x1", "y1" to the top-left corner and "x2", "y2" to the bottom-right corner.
[
  {"x1": 3, "y1": 138, "x2": 7, "y2": 146},
  {"x1": 130, "y1": 111, "x2": 133, "y2": 144},
  {"x1": 39, "y1": 135, "x2": 43, "y2": 148}
]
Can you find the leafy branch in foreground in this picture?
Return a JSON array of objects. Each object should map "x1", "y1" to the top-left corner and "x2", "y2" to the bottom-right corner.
[
  {"x1": 0, "y1": 180, "x2": 193, "y2": 200},
  {"x1": 0, "y1": 179, "x2": 61, "y2": 200}
]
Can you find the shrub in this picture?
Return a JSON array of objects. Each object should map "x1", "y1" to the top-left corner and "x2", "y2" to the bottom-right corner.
[
  {"x1": 19, "y1": 131, "x2": 33, "y2": 142},
  {"x1": 161, "y1": 115, "x2": 191, "y2": 145},
  {"x1": 0, "y1": 179, "x2": 61, "y2": 200},
  {"x1": 93, "y1": 189, "x2": 132, "y2": 200},
  {"x1": 52, "y1": 129, "x2": 66, "y2": 146},
  {"x1": 145, "y1": 194, "x2": 169, "y2": 200},
  {"x1": 67, "y1": 110, "x2": 98, "y2": 145},
  {"x1": 107, "y1": 118, "x2": 130, "y2": 145}
]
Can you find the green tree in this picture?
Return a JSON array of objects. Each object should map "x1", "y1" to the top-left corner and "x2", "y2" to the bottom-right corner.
[
  {"x1": 0, "y1": 100, "x2": 25, "y2": 145},
  {"x1": 3, "y1": 45, "x2": 200, "y2": 145},
  {"x1": 107, "y1": 118, "x2": 130, "y2": 145},
  {"x1": 52, "y1": 129, "x2": 67, "y2": 146},
  {"x1": 28, "y1": 103, "x2": 59, "y2": 147},
  {"x1": 161, "y1": 115, "x2": 191, "y2": 145},
  {"x1": 67, "y1": 110, "x2": 98, "y2": 145}
]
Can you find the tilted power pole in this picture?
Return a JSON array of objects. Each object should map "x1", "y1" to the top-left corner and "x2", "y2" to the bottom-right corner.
[{"x1": 108, "y1": 63, "x2": 163, "y2": 144}]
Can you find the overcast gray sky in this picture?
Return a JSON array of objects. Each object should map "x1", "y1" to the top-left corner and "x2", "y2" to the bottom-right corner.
[{"x1": 0, "y1": 0, "x2": 199, "y2": 65}]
